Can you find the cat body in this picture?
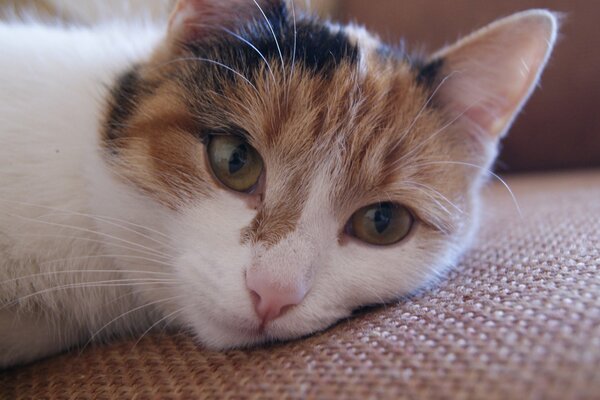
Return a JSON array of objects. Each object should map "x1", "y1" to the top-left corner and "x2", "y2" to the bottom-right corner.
[
  {"x1": 0, "y1": 0, "x2": 557, "y2": 368},
  {"x1": 0, "y1": 21, "x2": 166, "y2": 366}
]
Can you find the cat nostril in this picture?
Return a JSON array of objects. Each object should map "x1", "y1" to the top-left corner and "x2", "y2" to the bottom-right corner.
[{"x1": 246, "y1": 271, "x2": 307, "y2": 326}]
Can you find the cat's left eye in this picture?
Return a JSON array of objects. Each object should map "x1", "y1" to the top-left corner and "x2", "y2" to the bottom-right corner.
[
  {"x1": 207, "y1": 135, "x2": 264, "y2": 192},
  {"x1": 349, "y1": 202, "x2": 414, "y2": 246}
]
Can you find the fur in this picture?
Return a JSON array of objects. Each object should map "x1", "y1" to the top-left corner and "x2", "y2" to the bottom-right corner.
[{"x1": 0, "y1": 1, "x2": 558, "y2": 368}]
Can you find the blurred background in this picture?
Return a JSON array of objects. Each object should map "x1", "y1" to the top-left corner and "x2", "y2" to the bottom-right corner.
[{"x1": 2, "y1": 0, "x2": 598, "y2": 173}]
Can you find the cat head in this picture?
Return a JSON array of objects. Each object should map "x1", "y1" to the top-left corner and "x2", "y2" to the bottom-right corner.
[{"x1": 98, "y1": 0, "x2": 558, "y2": 348}]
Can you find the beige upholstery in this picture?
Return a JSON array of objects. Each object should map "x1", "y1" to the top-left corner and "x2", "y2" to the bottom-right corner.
[{"x1": 2, "y1": 170, "x2": 599, "y2": 399}]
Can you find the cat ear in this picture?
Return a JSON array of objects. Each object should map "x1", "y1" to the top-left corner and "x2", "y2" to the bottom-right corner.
[
  {"x1": 168, "y1": 0, "x2": 282, "y2": 41},
  {"x1": 425, "y1": 10, "x2": 559, "y2": 142}
]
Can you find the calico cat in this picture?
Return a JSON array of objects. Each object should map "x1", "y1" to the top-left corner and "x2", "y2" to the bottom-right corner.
[{"x1": 0, "y1": 0, "x2": 558, "y2": 368}]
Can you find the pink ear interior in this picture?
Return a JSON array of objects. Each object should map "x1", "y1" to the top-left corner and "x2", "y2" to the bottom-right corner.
[{"x1": 432, "y1": 10, "x2": 558, "y2": 141}]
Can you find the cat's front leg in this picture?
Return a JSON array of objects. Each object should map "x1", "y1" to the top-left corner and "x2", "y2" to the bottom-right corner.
[{"x1": 0, "y1": 310, "x2": 76, "y2": 369}]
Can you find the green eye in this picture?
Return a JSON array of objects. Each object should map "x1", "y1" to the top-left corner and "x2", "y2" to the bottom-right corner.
[
  {"x1": 207, "y1": 135, "x2": 264, "y2": 192},
  {"x1": 350, "y1": 202, "x2": 413, "y2": 246}
]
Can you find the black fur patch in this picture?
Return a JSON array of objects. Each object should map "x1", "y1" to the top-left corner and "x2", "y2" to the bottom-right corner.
[
  {"x1": 104, "y1": 66, "x2": 144, "y2": 146},
  {"x1": 416, "y1": 58, "x2": 444, "y2": 87},
  {"x1": 184, "y1": 4, "x2": 358, "y2": 81}
]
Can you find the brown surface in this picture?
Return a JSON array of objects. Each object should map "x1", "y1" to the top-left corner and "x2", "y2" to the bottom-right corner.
[
  {"x1": 339, "y1": 0, "x2": 600, "y2": 173},
  {"x1": 2, "y1": 170, "x2": 599, "y2": 399}
]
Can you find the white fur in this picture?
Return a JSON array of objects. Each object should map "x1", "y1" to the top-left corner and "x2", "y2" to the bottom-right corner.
[{"x1": 0, "y1": 19, "x2": 166, "y2": 367}]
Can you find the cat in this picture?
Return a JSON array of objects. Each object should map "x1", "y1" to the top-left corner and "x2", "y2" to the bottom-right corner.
[{"x1": 0, "y1": 0, "x2": 558, "y2": 368}]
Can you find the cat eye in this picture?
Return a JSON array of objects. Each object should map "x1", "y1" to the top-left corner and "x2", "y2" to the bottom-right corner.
[
  {"x1": 349, "y1": 202, "x2": 414, "y2": 246},
  {"x1": 207, "y1": 135, "x2": 264, "y2": 192}
]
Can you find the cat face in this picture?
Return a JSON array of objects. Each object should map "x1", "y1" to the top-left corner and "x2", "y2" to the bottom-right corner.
[{"x1": 99, "y1": 0, "x2": 557, "y2": 348}]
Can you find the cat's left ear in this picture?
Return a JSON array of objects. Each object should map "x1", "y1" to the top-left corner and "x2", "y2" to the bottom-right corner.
[
  {"x1": 424, "y1": 10, "x2": 559, "y2": 142},
  {"x1": 169, "y1": 0, "x2": 282, "y2": 41}
]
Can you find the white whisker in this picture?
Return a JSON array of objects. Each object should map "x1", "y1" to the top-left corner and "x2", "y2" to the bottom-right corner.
[
  {"x1": 287, "y1": 0, "x2": 298, "y2": 101},
  {"x1": 394, "y1": 101, "x2": 476, "y2": 168},
  {"x1": 0, "y1": 269, "x2": 172, "y2": 287},
  {"x1": 405, "y1": 181, "x2": 464, "y2": 214},
  {"x1": 81, "y1": 294, "x2": 185, "y2": 352},
  {"x1": 398, "y1": 71, "x2": 458, "y2": 145},
  {"x1": 222, "y1": 27, "x2": 276, "y2": 84},
  {"x1": 156, "y1": 57, "x2": 259, "y2": 93},
  {"x1": 7, "y1": 213, "x2": 169, "y2": 259},
  {"x1": 0, "y1": 197, "x2": 173, "y2": 247},
  {"x1": 30, "y1": 212, "x2": 174, "y2": 252},
  {"x1": 132, "y1": 304, "x2": 192, "y2": 348},
  {"x1": 40, "y1": 254, "x2": 178, "y2": 269},
  {"x1": 252, "y1": 0, "x2": 286, "y2": 80},
  {"x1": 2, "y1": 280, "x2": 181, "y2": 310},
  {"x1": 13, "y1": 233, "x2": 170, "y2": 259},
  {"x1": 415, "y1": 161, "x2": 522, "y2": 217}
]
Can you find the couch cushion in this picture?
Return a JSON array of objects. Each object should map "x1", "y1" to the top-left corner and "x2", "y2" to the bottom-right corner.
[{"x1": 2, "y1": 170, "x2": 599, "y2": 399}]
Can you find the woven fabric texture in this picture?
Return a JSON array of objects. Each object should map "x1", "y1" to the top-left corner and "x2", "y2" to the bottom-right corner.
[{"x1": 1, "y1": 170, "x2": 599, "y2": 399}]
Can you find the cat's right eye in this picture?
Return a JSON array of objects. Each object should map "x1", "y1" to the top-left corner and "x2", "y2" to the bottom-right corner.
[
  {"x1": 349, "y1": 202, "x2": 414, "y2": 246},
  {"x1": 207, "y1": 135, "x2": 264, "y2": 193}
]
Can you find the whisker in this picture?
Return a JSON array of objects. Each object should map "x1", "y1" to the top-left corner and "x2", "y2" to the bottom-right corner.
[
  {"x1": 155, "y1": 57, "x2": 259, "y2": 93},
  {"x1": 405, "y1": 181, "x2": 464, "y2": 214},
  {"x1": 0, "y1": 197, "x2": 173, "y2": 248},
  {"x1": 2, "y1": 280, "x2": 181, "y2": 310},
  {"x1": 86, "y1": 216, "x2": 171, "y2": 247},
  {"x1": 13, "y1": 233, "x2": 170, "y2": 259},
  {"x1": 284, "y1": 0, "x2": 298, "y2": 104},
  {"x1": 251, "y1": 0, "x2": 286, "y2": 80},
  {"x1": 81, "y1": 294, "x2": 185, "y2": 352},
  {"x1": 397, "y1": 71, "x2": 458, "y2": 145},
  {"x1": 7, "y1": 213, "x2": 169, "y2": 258},
  {"x1": 394, "y1": 102, "x2": 475, "y2": 168},
  {"x1": 106, "y1": 285, "x2": 170, "y2": 307},
  {"x1": 415, "y1": 160, "x2": 522, "y2": 217},
  {"x1": 132, "y1": 304, "x2": 192, "y2": 348},
  {"x1": 39, "y1": 254, "x2": 178, "y2": 269},
  {"x1": 0, "y1": 269, "x2": 173, "y2": 286},
  {"x1": 222, "y1": 27, "x2": 277, "y2": 85},
  {"x1": 19, "y1": 213, "x2": 173, "y2": 253},
  {"x1": 290, "y1": 0, "x2": 298, "y2": 80},
  {"x1": 408, "y1": 186, "x2": 452, "y2": 215}
]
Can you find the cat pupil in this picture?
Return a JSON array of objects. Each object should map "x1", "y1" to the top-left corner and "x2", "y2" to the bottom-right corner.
[
  {"x1": 228, "y1": 145, "x2": 247, "y2": 175},
  {"x1": 372, "y1": 205, "x2": 392, "y2": 234}
]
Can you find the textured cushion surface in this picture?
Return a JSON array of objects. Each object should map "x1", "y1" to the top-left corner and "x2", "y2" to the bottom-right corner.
[{"x1": 2, "y1": 170, "x2": 600, "y2": 399}]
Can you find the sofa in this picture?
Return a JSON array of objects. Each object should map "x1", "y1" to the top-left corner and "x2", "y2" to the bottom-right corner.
[
  {"x1": 2, "y1": 1, "x2": 599, "y2": 399},
  {"x1": 3, "y1": 171, "x2": 599, "y2": 399}
]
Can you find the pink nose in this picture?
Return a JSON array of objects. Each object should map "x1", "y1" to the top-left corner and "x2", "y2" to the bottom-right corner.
[{"x1": 246, "y1": 269, "x2": 308, "y2": 325}]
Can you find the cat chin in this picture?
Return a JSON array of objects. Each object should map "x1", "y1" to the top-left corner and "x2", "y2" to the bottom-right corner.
[
  {"x1": 180, "y1": 301, "x2": 343, "y2": 350},
  {"x1": 185, "y1": 316, "x2": 303, "y2": 350}
]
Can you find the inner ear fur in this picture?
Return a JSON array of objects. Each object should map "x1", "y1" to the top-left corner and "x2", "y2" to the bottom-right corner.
[{"x1": 428, "y1": 10, "x2": 559, "y2": 142}]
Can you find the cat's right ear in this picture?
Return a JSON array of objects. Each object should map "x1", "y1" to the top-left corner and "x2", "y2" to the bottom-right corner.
[
  {"x1": 422, "y1": 10, "x2": 559, "y2": 146},
  {"x1": 168, "y1": 0, "x2": 280, "y2": 42}
]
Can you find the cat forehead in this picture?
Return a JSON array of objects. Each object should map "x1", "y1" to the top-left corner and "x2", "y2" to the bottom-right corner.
[
  {"x1": 167, "y1": 14, "x2": 436, "y2": 160},
  {"x1": 102, "y1": 9, "x2": 462, "y2": 236}
]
